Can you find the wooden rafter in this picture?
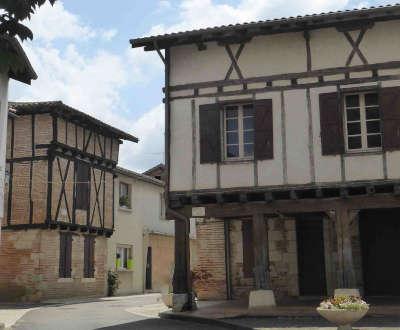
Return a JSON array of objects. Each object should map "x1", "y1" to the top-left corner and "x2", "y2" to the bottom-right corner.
[
  {"x1": 54, "y1": 157, "x2": 72, "y2": 222},
  {"x1": 225, "y1": 43, "x2": 245, "y2": 80},
  {"x1": 344, "y1": 29, "x2": 368, "y2": 66},
  {"x1": 90, "y1": 168, "x2": 104, "y2": 228},
  {"x1": 225, "y1": 44, "x2": 244, "y2": 80}
]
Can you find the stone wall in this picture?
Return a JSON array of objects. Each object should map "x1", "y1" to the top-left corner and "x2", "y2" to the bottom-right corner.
[
  {"x1": 229, "y1": 220, "x2": 254, "y2": 300},
  {"x1": 0, "y1": 229, "x2": 107, "y2": 302},
  {"x1": 267, "y1": 217, "x2": 299, "y2": 299}
]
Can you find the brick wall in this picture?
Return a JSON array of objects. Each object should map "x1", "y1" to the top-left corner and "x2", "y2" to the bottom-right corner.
[
  {"x1": 0, "y1": 229, "x2": 107, "y2": 302},
  {"x1": 193, "y1": 219, "x2": 227, "y2": 300}
]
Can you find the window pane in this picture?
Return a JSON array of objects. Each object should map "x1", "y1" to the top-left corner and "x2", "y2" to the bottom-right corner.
[
  {"x1": 226, "y1": 118, "x2": 238, "y2": 130},
  {"x1": 244, "y1": 131, "x2": 254, "y2": 144},
  {"x1": 244, "y1": 144, "x2": 253, "y2": 157},
  {"x1": 367, "y1": 135, "x2": 382, "y2": 148},
  {"x1": 226, "y1": 107, "x2": 238, "y2": 118},
  {"x1": 366, "y1": 121, "x2": 381, "y2": 134},
  {"x1": 347, "y1": 122, "x2": 361, "y2": 135},
  {"x1": 347, "y1": 108, "x2": 360, "y2": 121},
  {"x1": 366, "y1": 107, "x2": 380, "y2": 120},
  {"x1": 348, "y1": 136, "x2": 362, "y2": 149},
  {"x1": 365, "y1": 93, "x2": 378, "y2": 106},
  {"x1": 226, "y1": 132, "x2": 238, "y2": 144},
  {"x1": 227, "y1": 145, "x2": 239, "y2": 158},
  {"x1": 346, "y1": 95, "x2": 360, "y2": 108},
  {"x1": 243, "y1": 117, "x2": 254, "y2": 130},
  {"x1": 243, "y1": 105, "x2": 254, "y2": 117}
]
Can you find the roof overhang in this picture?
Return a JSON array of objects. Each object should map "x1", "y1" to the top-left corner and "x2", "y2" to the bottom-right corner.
[
  {"x1": 0, "y1": 35, "x2": 37, "y2": 84},
  {"x1": 9, "y1": 101, "x2": 139, "y2": 143},
  {"x1": 131, "y1": 4, "x2": 400, "y2": 51}
]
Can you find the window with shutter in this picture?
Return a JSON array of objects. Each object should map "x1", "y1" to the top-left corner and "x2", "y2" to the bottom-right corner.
[
  {"x1": 84, "y1": 236, "x2": 95, "y2": 278},
  {"x1": 59, "y1": 232, "x2": 72, "y2": 278},
  {"x1": 242, "y1": 220, "x2": 254, "y2": 278},
  {"x1": 319, "y1": 92, "x2": 345, "y2": 155},
  {"x1": 199, "y1": 103, "x2": 221, "y2": 164},
  {"x1": 76, "y1": 161, "x2": 90, "y2": 210},
  {"x1": 380, "y1": 87, "x2": 400, "y2": 150}
]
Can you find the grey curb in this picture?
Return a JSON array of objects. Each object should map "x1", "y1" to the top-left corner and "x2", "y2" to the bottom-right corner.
[{"x1": 159, "y1": 311, "x2": 252, "y2": 330}]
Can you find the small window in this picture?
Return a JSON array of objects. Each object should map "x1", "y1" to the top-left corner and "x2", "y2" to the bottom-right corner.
[
  {"x1": 119, "y1": 182, "x2": 131, "y2": 209},
  {"x1": 59, "y1": 232, "x2": 72, "y2": 278},
  {"x1": 76, "y1": 161, "x2": 90, "y2": 210},
  {"x1": 344, "y1": 92, "x2": 382, "y2": 152},
  {"x1": 116, "y1": 246, "x2": 133, "y2": 270},
  {"x1": 84, "y1": 236, "x2": 95, "y2": 278},
  {"x1": 224, "y1": 104, "x2": 254, "y2": 160}
]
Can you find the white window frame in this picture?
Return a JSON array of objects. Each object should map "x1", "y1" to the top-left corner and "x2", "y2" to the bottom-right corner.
[
  {"x1": 119, "y1": 182, "x2": 131, "y2": 209},
  {"x1": 223, "y1": 104, "x2": 254, "y2": 161},
  {"x1": 116, "y1": 246, "x2": 132, "y2": 271},
  {"x1": 343, "y1": 92, "x2": 382, "y2": 153}
]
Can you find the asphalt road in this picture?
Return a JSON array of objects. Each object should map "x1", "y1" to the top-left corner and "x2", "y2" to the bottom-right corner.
[{"x1": 12, "y1": 294, "x2": 225, "y2": 330}]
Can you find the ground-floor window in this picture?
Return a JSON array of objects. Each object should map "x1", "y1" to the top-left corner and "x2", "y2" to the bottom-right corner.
[
  {"x1": 84, "y1": 236, "x2": 95, "y2": 278},
  {"x1": 145, "y1": 247, "x2": 152, "y2": 290},
  {"x1": 116, "y1": 246, "x2": 132, "y2": 270},
  {"x1": 59, "y1": 232, "x2": 72, "y2": 278}
]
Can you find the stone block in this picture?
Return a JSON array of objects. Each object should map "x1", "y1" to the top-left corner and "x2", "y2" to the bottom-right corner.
[
  {"x1": 334, "y1": 288, "x2": 361, "y2": 298},
  {"x1": 248, "y1": 290, "x2": 276, "y2": 308}
]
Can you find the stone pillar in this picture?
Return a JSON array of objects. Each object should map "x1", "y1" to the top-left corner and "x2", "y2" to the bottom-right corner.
[
  {"x1": 172, "y1": 219, "x2": 193, "y2": 311},
  {"x1": 334, "y1": 208, "x2": 360, "y2": 297},
  {"x1": 249, "y1": 213, "x2": 276, "y2": 308}
]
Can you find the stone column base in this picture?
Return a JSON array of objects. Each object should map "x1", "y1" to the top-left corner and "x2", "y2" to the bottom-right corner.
[
  {"x1": 248, "y1": 290, "x2": 276, "y2": 309},
  {"x1": 334, "y1": 288, "x2": 361, "y2": 298},
  {"x1": 171, "y1": 293, "x2": 197, "y2": 312}
]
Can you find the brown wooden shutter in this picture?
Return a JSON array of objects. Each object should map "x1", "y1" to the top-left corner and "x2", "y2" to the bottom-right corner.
[
  {"x1": 199, "y1": 103, "x2": 221, "y2": 164},
  {"x1": 60, "y1": 233, "x2": 72, "y2": 278},
  {"x1": 65, "y1": 234, "x2": 72, "y2": 278},
  {"x1": 84, "y1": 236, "x2": 95, "y2": 278},
  {"x1": 319, "y1": 92, "x2": 345, "y2": 155},
  {"x1": 242, "y1": 220, "x2": 254, "y2": 278},
  {"x1": 59, "y1": 233, "x2": 66, "y2": 277},
  {"x1": 380, "y1": 87, "x2": 400, "y2": 150},
  {"x1": 254, "y1": 99, "x2": 274, "y2": 160}
]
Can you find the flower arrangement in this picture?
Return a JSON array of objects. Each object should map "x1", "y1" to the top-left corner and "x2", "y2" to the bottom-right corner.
[{"x1": 319, "y1": 295, "x2": 369, "y2": 312}]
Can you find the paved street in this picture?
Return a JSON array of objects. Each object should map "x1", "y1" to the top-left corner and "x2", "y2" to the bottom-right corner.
[{"x1": 11, "y1": 294, "x2": 225, "y2": 330}]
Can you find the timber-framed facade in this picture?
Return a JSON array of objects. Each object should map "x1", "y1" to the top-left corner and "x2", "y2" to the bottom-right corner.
[
  {"x1": 132, "y1": 4, "x2": 400, "y2": 311},
  {"x1": 0, "y1": 101, "x2": 137, "y2": 302}
]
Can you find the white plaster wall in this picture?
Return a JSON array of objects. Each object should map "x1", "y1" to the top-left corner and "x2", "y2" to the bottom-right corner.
[
  {"x1": 220, "y1": 162, "x2": 253, "y2": 188},
  {"x1": 0, "y1": 73, "x2": 9, "y2": 224},
  {"x1": 170, "y1": 99, "x2": 193, "y2": 192},
  {"x1": 345, "y1": 154, "x2": 384, "y2": 181},
  {"x1": 285, "y1": 90, "x2": 311, "y2": 184},
  {"x1": 239, "y1": 33, "x2": 307, "y2": 77}
]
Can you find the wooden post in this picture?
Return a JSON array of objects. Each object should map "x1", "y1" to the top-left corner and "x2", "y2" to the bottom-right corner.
[
  {"x1": 336, "y1": 207, "x2": 357, "y2": 288},
  {"x1": 252, "y1": 213, "x2": 270, "y2": 290}
]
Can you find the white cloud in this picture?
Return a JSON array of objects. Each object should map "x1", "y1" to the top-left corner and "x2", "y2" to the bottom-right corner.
[
  {"x1": 101, "y1": 29, "x2": 118, "y2": 41},
  {"x1": 119, "y1": 104, "x2": 165, "y2": 172},
  {"x1": 27, "y1": 1, "x2": 96, "y2": 42},
  {"x1": 150, "y1": 0, "x2": 351, "y2": 35}
]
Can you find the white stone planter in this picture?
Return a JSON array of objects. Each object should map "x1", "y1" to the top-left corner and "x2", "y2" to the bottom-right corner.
[
  {"x1": 317, "y1": 308, "x2": 369, "y2": 330},
  {"x1": 161, "y1": 293, "x2": 173, "y2": 308}
]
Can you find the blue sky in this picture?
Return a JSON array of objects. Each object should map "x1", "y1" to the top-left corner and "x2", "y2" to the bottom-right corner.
[{"x1": 9, "y1": 0, "x2": 393, "y2": 172}]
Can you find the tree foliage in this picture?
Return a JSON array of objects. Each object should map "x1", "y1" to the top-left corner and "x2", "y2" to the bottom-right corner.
[{"x1": 0, "y1": 0, "x2": 56, "y2": 41}]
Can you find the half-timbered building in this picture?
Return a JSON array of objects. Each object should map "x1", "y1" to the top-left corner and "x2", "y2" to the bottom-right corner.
[
  {"x1": 131, "y1": 5, "x2": 400, "y2": 311},
  {"x1": 0, "y1": 101, "x2": 137, "y2": 302}
]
